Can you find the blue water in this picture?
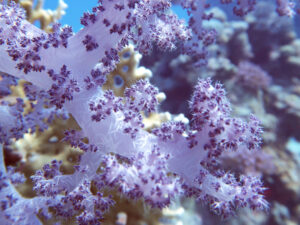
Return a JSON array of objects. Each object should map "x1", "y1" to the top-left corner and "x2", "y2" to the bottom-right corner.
[{"x1": 43, "y1": 0, "x2": 98, "y2": 32}]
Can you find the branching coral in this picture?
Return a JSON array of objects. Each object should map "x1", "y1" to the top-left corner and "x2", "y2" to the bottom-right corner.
[{"x1": 1, "y1": 0, "x2": 296, "y2": 224}]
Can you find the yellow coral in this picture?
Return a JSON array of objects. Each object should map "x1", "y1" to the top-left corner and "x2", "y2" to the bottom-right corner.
[
  {"x1": 3, "y1": 0, "x2": 67, "y2": 32},
  {"x1": 104, "y1": 45, "x2": 173, "y2": 130},
  {"x1": 13, "y1": 116, "x2": 82, "y2": 197},
  {"x1": 103, "y1": 45, "x2": 152, "y2": 96}
]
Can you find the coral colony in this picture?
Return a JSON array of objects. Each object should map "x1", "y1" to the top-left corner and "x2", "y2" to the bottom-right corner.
[{"x1": 0, "y1": 0, "x2": 298, "y2": 224}]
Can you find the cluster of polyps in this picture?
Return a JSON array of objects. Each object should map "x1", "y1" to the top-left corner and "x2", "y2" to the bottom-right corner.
[{"x1": 0, "y1": 1, "x2": 285, "y2": 224}]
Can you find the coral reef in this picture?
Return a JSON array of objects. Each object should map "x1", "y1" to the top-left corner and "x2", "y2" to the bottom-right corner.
[{"x1": 0, "y1": 0, "x2": 300, "y2": 225}]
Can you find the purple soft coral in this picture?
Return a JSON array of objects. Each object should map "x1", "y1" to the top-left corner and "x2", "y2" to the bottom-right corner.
[{"x1": 0, "y1": 1, "x2": 275, "y2": 224}]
